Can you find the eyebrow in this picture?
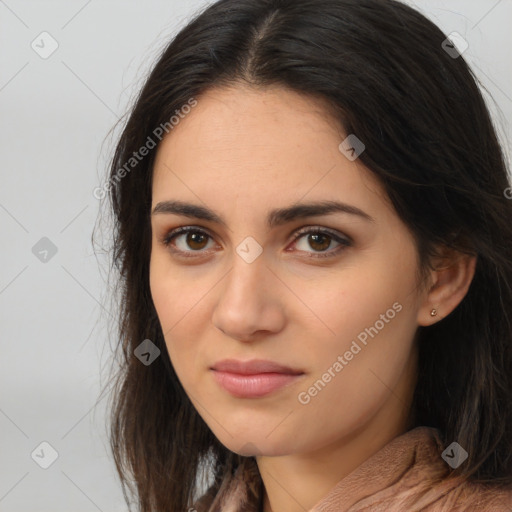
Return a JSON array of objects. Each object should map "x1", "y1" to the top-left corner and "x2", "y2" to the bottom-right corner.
[{"x1": 151, "y1": 199, "x2": 375, "y2": 228}]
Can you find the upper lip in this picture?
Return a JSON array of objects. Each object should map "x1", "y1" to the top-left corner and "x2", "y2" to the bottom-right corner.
[{"x1": 211, "y1": 359, "x2": 304, "y2": 375}]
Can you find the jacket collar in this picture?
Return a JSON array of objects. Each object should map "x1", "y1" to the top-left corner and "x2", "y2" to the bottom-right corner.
[{"x1": 200, "y1": 426, "x2": 511, "y2": 511}]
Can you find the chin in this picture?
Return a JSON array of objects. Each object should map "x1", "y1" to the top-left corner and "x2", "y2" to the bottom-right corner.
[{"x1": 212, "y1": 431, "x2": 294, "y2": 457}]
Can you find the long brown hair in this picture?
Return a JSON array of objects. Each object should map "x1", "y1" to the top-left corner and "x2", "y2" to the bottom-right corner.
[{"x1": 97, "y1": 0, "x2": 512, "y2": 510}]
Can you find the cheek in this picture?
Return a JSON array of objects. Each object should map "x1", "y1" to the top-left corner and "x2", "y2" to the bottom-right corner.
[
  {"x1": 149, "y1": 254, "x2": 197, "y2": 373},
  {"x1": 149, "y1": 249, "x2": 214, "y2": 333},
  {"x1": 296, "y1": 253, "x2": 418, "y2": 360},
  {"x1": 293, "y1": 247, "x2": 420, "y2": 408},
  {"x1": 292, "y1": 306, "x2": 418, "y2": 452},
  {"x1": 149, "y1": 252, "x2": 223, "y2": 392}
]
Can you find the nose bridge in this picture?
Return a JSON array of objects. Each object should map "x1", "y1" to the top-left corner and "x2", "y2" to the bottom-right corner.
[
  {"x1": 221, "y1": 243, "x2": 268, "y2": 311},
  {"x1": 212, "y1": 242, "x2": 285, "y2": 339}
]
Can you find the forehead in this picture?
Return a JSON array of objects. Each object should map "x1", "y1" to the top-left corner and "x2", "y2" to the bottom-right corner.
[
  {"x1": 151, "y1": 85, "x2": 388, "y2": 219},
  {"x1": 156, "y1": 84, "x2": 341, "y2": 150}
]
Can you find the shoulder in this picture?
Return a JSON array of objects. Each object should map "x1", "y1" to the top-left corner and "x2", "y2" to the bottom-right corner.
[
  {"x1": 355, "y1": 427, "x2": 512, "y2": 511},
  {"x1": 436, "y1": 479, "x2": 512, "y2": 512}
]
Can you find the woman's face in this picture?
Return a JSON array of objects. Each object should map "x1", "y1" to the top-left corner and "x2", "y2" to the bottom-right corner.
[{"x1": 149, "y1": 84, "x2": 426, "y2": 457}]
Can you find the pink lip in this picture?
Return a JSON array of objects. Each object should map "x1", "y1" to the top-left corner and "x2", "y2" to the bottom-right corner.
[
  {"x1": 210, "y1": 359, "x2": 305, "y2": 398},
  {"x1": 211, "y1": 358, "x2": 303, "y2": 375}
]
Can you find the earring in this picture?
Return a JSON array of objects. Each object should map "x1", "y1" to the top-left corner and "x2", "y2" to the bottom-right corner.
[{"x1": 430, "y1": 308, "x2": 437, "y2": 317}]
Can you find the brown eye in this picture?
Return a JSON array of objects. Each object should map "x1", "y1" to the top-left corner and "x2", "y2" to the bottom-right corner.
[
  {"x1": 304, "y1": 233, "x2": 331, "y2": 252},
  {"x1": 162, "y1": 227, "x2": 215, "y2": 255},
  {"x1": 162, "y1": 225, "x2": 351, "y2": 260},
  {"x1": 184, "y1": 232, "x2": 209, "y2": 250},
  {"x1": 291, "y1": 227, "x2": 351, "y2": 258}
]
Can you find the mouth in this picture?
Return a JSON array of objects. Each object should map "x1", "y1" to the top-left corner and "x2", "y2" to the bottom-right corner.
[{"x1": 210, "y1": 359, "x2": 305, "y2": 398}]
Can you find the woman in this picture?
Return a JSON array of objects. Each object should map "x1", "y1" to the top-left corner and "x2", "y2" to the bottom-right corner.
[{"x1": 102, "y1": 0, "x2": 512, "y2": 510}]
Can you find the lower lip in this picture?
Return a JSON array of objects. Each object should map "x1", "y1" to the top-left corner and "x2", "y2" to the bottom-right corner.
[{"x1": 211, "y1": 370, "x2": 303, "y2": 398}]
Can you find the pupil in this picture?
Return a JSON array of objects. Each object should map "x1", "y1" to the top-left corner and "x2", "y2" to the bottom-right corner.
[
  {"x1": 309, "y1": 234, "x2": 330, "y2": 251},
  {"x1": 188, "y1": 232, "x2": 207, "y2": 250}
]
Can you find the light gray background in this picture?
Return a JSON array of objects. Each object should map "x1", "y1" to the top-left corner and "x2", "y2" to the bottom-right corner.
[{"x1": 1, "y1": 1, "x2": 511, "y2": 511}]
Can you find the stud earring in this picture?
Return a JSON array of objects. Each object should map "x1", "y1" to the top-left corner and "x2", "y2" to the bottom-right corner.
[{"x1": 430, "y1": 308, "x2": 437, "y2": 317}]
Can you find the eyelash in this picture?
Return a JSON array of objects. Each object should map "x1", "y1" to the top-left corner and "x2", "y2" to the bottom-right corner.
[{"x1": 161, "y1": 225, "x2": 352, "y2": 259}]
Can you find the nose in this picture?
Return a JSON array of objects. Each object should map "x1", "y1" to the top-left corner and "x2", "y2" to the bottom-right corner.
[{"x1": 211, "y1": 255, "x2": 286, "y2": 342}]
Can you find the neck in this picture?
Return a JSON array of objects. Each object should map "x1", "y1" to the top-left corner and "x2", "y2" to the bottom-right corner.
[{"x1": 256, "y1": 353, "x2": 417, "y2": 512}]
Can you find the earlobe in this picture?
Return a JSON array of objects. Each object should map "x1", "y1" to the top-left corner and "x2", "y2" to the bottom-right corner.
[{"x1": 417, "y1": 251, "x2": 477, "y2": 326}]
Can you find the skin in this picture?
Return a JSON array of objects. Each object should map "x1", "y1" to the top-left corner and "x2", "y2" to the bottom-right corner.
[{"x1": 149, "y1": 84, "x2": 476, "y2": 512}]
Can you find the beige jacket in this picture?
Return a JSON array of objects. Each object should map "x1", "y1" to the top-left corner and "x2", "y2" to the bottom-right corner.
[{"x1": 193, "y1": 426, "x2": 512, "y2": 511}]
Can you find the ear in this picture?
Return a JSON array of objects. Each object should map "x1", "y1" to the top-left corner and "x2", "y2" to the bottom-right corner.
[{"x1": 417, "y1": 248, "x2": 477, "y2": 326}]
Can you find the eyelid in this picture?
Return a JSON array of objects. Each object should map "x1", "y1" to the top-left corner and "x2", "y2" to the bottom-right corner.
[
  {"x1": 291, "y1": 225, "x2": 352, "y2": 244},
  {"x1": 160, "y1": 225, "x2": 217, "y2": 248}
]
